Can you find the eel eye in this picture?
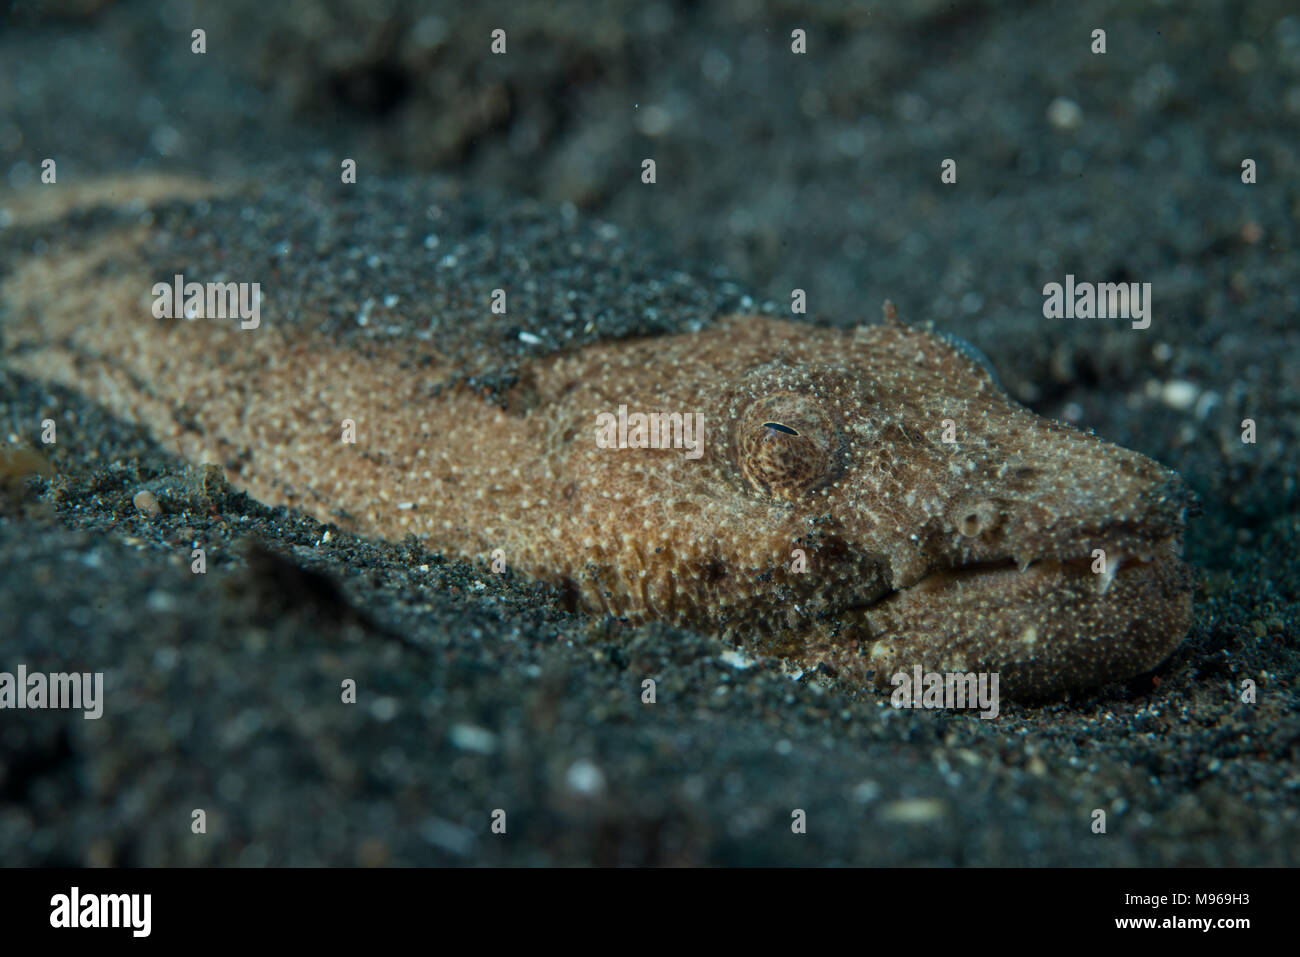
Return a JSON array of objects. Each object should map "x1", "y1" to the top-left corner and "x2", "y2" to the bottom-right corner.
[{"x1": 737, "y1": 392, "x2": 838, "y2": 500}]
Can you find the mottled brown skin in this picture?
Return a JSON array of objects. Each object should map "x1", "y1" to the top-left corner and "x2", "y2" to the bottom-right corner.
[
  {"x1": 3, "y1": 227, "x2": 1194, "y2": 700},
  {"x1": 498, "y1": 310, "x2": 1194, "y2": 699}
]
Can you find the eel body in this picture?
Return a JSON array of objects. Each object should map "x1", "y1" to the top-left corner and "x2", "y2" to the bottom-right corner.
[{"x1": 2, "y1": 189, "x2": 1194, "y2": 699}]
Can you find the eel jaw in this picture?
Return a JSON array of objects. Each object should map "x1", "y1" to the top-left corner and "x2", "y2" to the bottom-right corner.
[
  {"x1": 823, "y1": 535, "x2": 1193, "y2": 701},
  {"x1": 872, "y1": 537, "x2": 1192, "y2": 700}
]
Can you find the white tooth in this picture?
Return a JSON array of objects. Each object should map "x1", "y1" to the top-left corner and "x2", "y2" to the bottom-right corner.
[{"x1": 1096, "y1": 555, "x2": 1122, "y2": 595}]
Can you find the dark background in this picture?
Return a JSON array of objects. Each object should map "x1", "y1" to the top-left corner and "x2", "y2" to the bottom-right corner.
[{"x1": 0, "y1": 0, "x2": 1296, "y2": 864}]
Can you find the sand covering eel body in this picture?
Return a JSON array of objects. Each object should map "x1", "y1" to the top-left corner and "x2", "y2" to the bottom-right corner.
[{"x1": 2, "y1": 197, "x2": 1193, "y2": 700}]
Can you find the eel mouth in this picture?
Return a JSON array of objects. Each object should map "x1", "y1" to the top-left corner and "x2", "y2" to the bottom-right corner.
[
  {"x1": 838, "y1": 534, "x2": 1182, "y2": 614},
  {"x1": 828, "y1": 535, "x2": 1194, "y2": 700},
  {"x1": 909, "y1": 538, "x2": 1177, "y2": 597}
]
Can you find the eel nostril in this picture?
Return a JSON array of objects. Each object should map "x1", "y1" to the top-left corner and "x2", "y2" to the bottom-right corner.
[{"x1": 957, "y1": 500, "x2": 998, "y2": 537}]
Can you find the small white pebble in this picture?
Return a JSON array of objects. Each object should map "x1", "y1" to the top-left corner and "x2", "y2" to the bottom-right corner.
[
  {"x1": 145, "y1": 590, "x2": 177, "y2": 613},
  {"x1": 1160, "y1": 380, "x2": 1200, "y2": 411},
  {"x1": 1047, "y1": 97, "x2": 1083, "y2": 130},
  {"x1": 852, "y1": 780, "x2": 881, "y2": 804},
  {"x1": 449, "y1": 724, "x2": 497, "y2": 754},
  {"x1": 719, "y1": 649, "x2": 755, "y2": 670},
  {"x1": 565, "y1": 759, "x2": 606, "y2": 796},
  {"x1": 879, "y1": 798, "x2": 947, "y2": 823}
]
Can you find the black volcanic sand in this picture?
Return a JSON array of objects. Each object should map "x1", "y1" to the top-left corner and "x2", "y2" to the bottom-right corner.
[{"x1": 0, "y1": 0, "x2": 1297, "y2": 865}]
